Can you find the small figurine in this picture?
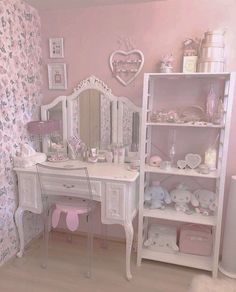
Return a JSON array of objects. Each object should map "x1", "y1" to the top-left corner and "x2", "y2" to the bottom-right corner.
[
  {"x1": 149, "y1": 156, "x2": 162, "y2": 167},
  {"x1": 88, "y1": 148, "x2": 98, "y2": 163},
  {"x1": 183, "y1": 38, "x2": 200, "y2": 56}
]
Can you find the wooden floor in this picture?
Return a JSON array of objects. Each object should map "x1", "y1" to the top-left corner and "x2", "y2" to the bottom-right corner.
[{"x1": 0, "y1": 232, "x2": 205, "y2": 292}]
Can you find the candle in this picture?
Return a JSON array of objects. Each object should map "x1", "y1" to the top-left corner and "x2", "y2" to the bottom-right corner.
[{"x1": 205, "y1": 147, "x2": 217, "y2": 171}]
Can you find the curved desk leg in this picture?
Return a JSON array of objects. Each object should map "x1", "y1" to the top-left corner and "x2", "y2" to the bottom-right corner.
[
  {"x1": 124, "y1": 221, "x2": 134, "y2": 281},
  {"x1": 15, "y1": 207, "x2": 26, "y2": 258}
]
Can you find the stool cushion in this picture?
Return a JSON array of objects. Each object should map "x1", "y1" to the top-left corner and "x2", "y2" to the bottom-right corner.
[{"x1": 51, "y1": 199, "x2": 90, "y2": 231}]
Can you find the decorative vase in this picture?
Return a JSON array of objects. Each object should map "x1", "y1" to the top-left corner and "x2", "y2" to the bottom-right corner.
[{"x1": 160, "y1": 65, "x2": 173, "y2": 73}]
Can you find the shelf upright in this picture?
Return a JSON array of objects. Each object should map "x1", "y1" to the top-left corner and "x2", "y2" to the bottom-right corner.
[{"x1": 137, "y1": 72, "x2": 236, "y2": 277}]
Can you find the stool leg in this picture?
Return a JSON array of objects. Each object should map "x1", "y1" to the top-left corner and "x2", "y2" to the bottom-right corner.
[
  {"x1": 85, "y1": 213, "x2": 93, "y2": 278},
  {"x1": 41, "y1": 203, "x2": 50, "y2": 269},
  {"x1": 100, "y1": 224, "x2": 108, "y2": 249}
]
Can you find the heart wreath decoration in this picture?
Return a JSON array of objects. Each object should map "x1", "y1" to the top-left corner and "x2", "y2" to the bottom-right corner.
[{"x1": 109, "y1": 49, "x2": 144, "y2": 86}]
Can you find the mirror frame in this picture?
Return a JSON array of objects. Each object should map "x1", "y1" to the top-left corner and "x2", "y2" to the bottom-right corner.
[
  {"x1": 41, "y1": 75, "x2": 141, "y2": 154},
  {"x1": 67, "y1": 75, "x2": 118, "y2": 146}
]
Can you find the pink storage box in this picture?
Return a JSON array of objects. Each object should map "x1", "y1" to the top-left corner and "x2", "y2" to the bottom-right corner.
[{"x1": 179, "y1": 224, "x2": 213, "y2": 256}]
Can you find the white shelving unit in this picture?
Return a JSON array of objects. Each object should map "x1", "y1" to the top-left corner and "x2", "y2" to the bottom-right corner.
[{"x1": 137, "y1": 72, "x2": 236, "y2": 277}]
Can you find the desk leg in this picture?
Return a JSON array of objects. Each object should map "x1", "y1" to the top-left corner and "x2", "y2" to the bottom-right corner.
[
  {"x1": 15, "y1": 207, "x2": 26, "y2": 258},
  {"x1": 124, "y1": 222, "x2": 134, "y2": 281}
]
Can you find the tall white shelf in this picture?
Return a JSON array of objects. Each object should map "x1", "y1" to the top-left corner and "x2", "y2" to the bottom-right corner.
[{"x1": 137, "y1": 72, "x2": 236, "y2": 277}]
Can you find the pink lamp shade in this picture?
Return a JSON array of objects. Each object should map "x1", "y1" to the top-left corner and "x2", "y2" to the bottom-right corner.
[{"x1": 27, "y1": 120, "x2": 61, "y2": 135}]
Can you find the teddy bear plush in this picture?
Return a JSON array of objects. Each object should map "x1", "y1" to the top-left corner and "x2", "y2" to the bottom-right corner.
[
  {"x1": 191, "y1": 189, "x2": 217, "y2": 216},
  {"x1": 144, "y1": 184, "x2": 171, "y2": 209},
  {"x1": 170, "y1": 184, "x2": 198, "y2": 215}
]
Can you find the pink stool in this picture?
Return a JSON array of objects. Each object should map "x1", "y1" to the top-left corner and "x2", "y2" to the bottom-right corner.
[{"x1": 52, "y1": 199, "x2": 91, "y2": 232}]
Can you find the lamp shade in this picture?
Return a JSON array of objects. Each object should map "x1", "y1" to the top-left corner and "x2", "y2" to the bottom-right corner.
[{"x1": 27, "y1": 120, "x2": 61, "y2": 135}]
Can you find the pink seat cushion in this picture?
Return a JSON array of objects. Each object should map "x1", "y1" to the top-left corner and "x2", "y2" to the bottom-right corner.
[{"x1": 51, "y1": 200, "x2": 90, "y2": 232}]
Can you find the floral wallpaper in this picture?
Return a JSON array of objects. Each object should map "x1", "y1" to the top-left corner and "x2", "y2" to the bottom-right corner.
[{"x1": 0, "y1": 0, "x2": 42, "y2": 264}]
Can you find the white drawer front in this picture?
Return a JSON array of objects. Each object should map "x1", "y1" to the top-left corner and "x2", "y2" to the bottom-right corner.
[
  {"x1": 40, "y1": 176, "x2": 101, "y2": 200},
  {"x1": 102, "y1": 182, "x2": 126, "y2": 223}
]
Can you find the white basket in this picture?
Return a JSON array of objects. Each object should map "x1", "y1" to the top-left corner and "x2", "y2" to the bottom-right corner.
[
  {"x1": 201, "y1": 45, "x2": 225, "y2": 59},
  {"x1": 198, "y1": 60, "x2": 225, "y2": 73}
]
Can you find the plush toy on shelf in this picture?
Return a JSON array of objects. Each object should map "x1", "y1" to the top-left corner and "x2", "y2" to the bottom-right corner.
[
  {"x1": 144, "y1": 181, "x2": 171, "y2": 209},
  {"x1": 144, "y1": 224, "x2": 179, "y2": 254},
  {"x1": 170, "y1": 184, "x2": 198, "y2": 215},
  {"x1": 191, "y1": 189, "x2": 217, "y2": 216}
]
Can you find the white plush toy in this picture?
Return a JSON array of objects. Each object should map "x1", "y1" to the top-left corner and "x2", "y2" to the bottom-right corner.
[
  {"x1": 144, "y1": 182, "x2": 171, "y2": 209},
  {"x1": 170, "y1": 184, "x2": 198, "y2": 215},
  {"x1": 191, "y1": 189, "x2": 217, "y2": 216},
  {"x1": 144, "y1": 224, "x2": 179, "y2": 254}
]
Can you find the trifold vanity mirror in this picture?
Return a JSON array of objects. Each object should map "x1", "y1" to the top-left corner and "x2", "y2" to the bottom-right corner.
[{"x1": 41, "y1": 75, "x2": 141, "y2": 160}]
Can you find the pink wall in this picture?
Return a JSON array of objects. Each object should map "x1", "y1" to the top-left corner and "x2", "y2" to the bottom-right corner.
[
  {"x1": 40, "y1": 0, "x2": 236, "y2": 104},
  {"x1": 39, "y1": 0, "x2": 236, "y2": 237}
]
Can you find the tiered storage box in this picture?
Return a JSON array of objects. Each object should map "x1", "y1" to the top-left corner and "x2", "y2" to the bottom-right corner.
[{"x1": 198, "y1": 30, "x2": 225, "y2": 72}]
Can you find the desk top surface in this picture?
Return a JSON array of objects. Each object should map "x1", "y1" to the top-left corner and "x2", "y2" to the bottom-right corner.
[{"x1": 14, "y1": 161, "x2": 139, "y2": 182}]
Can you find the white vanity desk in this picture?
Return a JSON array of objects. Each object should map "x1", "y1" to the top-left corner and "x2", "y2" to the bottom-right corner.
[{"x1": 14, "y1": 160, "x2": 139, "y2": 280}]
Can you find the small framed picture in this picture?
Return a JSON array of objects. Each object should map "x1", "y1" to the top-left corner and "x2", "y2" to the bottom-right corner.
[
  {"x1": 48, "y1": 63, "x2": 67, "y2": 90},
  {"x1": 49, "y1": 38, "x2": 64, "y2": 58},
  {"x1": 183, "y1": 56, "x2": 198, "y2": 73}
]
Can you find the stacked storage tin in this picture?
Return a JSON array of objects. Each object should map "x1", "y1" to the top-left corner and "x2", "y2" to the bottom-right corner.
[{"x1": 198, "y1": 30, "x2": 225, "y2": 72}]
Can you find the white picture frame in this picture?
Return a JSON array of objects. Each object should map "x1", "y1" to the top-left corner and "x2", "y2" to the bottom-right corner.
[
  {"x1": 48, "y1": 63, "x2": 67, "y2": 90},
  {"x1": 49, "y1": 38, "x2": 64, "y2": 58},
  {"x1": 183, "y1": 56, "x2": 198, "y2": 73}
]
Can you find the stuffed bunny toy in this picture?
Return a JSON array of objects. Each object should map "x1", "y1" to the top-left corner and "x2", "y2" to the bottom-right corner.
[
  {"x1": 170, "y1": 184, "x2": 198, "y2": 215},
  {"x1": 145, "y1": 183, "x2": 171, "y2": 209},
  {"x1": 191, "y1": 189, "x2": 217, "y2": 216}
]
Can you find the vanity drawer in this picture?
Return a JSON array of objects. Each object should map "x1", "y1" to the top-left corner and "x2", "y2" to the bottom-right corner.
[{"x1": 40, "y1": 176, "x2": 101, "y2": 199}]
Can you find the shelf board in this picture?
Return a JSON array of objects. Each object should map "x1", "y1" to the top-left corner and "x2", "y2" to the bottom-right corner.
[
  {"x1": 147, "y1": 72, "x2": 231, "y2": 79},
  {"x1": 144, "y1": 165, "x2": 219, "y2": 179},
  {"x1": 146, "y1": 122, "x2": 224, "y2": 129},
  {"x1": 141, "y1": 248, "x2": 213, "y2": 271},
  {"x1": 143, "y1": 207, "x2": 215, "y2": 226}
]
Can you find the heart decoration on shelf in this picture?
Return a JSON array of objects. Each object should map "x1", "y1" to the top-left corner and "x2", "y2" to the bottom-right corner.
[
  {"x1": 185, "y1": 153, "x2": 202, "y2": 169},
  {"x1": 177, "y1": 160, "x2": 187, "y2": 169},
  {"x1": 109, "y1": 49, "x2": 144, "y2": 86}
]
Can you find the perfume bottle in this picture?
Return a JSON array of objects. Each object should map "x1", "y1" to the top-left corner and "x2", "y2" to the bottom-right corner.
[
  {"x1": 118, "y1": 144, "x2": 125, "y2": 164},
  {"x1": 113, "y1": 144, "x2": 119, "y2": 164},
  {"x1": 206, "y1": 86, "x2": 217, "y2": 123},
  {"x1": 168, "y1": 129, "x2": 176, "y2": 167},
  {"x1": 204, "y1": 134, "x2": 219, "y2": 171},
  {"x1": 205, "y1": 147, "x2": 217, "y2": 171},
  {"x1": 213, "y1": 97, "x2": 224, "y2": 125}
]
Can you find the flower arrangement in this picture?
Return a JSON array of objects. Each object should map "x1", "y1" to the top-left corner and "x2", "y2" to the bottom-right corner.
[{"x1": 160, "y1": 54, "x2": 174, "y2": 73}]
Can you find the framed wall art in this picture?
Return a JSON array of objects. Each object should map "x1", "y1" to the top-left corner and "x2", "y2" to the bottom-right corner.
[
  {"x1": 48, "y1": 63, "x2": 67, "y2": 90},
  {"x1": 49, "y1": 37, "x2": 64, "y2": 58}
]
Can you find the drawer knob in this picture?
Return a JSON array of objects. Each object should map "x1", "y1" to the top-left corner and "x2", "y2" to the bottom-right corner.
[{"x1": 63, "y1": 184, "x2": 75, "y2": 189}]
